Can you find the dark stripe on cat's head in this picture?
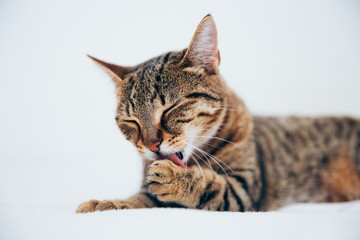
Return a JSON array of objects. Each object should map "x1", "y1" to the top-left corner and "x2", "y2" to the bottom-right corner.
[{"x1": 185, "y1": 92, "x2": 222, "y2": 102}]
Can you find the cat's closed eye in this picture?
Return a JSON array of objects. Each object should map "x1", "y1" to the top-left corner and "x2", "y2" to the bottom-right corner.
[
  {"x1": 123, "y1": 119, "x2": 141, "y2": 129},
  {"x1": 119, "y1": 119, "x2": 141, "y2": 141},
  {"x1": 176, "y1": 119, "x2": 194, "y2": 124}
]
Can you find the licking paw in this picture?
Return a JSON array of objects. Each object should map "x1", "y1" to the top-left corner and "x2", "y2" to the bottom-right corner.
[{"x1": 146, "y1": 160, "x2": 188, "y2": 202}]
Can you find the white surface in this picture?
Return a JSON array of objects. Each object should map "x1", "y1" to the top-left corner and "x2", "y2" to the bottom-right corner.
[
  {"x1": 1, "y1": 200, "x2": 360, "y2": 240},
  {"x1": 1, "y1": 0, "x2": 360, "y2": 239}
]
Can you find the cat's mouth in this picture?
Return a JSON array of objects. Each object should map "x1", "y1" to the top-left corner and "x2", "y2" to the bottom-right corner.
[{"x1": 155, "y1": 151, "x2": 190, "y2": 169}]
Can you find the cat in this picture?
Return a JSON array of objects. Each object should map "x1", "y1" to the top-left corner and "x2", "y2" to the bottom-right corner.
[{"x1": 76, "y1": 14, "x2": 360, "y2": 213}]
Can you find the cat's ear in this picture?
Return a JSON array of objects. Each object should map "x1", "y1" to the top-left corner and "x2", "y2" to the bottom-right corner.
[
  {"x1": 181, "y1": 14, "x2": 220, "y2": 75},
  {"x1": 87, "y1": 55, "x2": 131, "y2": 87}
]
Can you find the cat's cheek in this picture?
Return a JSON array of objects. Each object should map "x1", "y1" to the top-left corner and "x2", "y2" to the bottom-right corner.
[{"x1": 183, "y1": 123, "x2": 204, "y2": 137}]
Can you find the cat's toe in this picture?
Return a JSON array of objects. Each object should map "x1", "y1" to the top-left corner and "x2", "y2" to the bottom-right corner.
[
  {"x1": 146, "y1": 160, "x2": 181, "y2": 200},
  {"x1": 147, "y1": 160, "x2": 175, "y2": 184},
  {"x1": 76, "y1": 200, "x2": 99, "y2": 213},
  {"x1": 112, "y1": 200, "x2": 134, "y2": 209},
  {"x1": 95, "y1": 200, "x2": 117, "y2": 211}
]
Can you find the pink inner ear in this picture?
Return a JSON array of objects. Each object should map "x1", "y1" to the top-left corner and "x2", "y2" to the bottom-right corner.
[
  {"x1": 88, "y1": 55, "x2": 130, "y2": 80},
  {"x1": 216, "y1": 49, "x2": 221, "y2": 66},
  {"x1": 185, "y1": 16, "x2": 220, "y2": 75}
]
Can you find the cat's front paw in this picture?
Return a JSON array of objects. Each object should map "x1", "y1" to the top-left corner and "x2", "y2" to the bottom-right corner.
[
  {"x1": 76, "y1": 200, "x2": 134, "y2": 213},
  {"x1": 76, "y1": 200, "x2": 100, "y2": 213},
  {"x1": 146, "y1": 160, "x2": 188, "y2": 202}
]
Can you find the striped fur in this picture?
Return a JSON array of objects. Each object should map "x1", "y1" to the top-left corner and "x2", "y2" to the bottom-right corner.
[{"x1": 76, "y1": 15, "x2": 360, "y2": 213}]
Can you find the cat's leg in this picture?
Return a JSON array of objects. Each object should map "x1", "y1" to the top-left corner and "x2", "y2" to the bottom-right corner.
[
  {"x1": 146, "y1": 160, "x2": 253, "y2": 211},
  {"x1": 76, "y1": 192, "x2": 158, "y2": 213}
]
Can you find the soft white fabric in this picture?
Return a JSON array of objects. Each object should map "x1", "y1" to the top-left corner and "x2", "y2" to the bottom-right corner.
[{"x1": 1, "y1": 200, "x2": 360, "y2": 240}]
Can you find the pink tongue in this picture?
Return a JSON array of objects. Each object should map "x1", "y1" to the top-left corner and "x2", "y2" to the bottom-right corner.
[{"x1": 168, "y1": 153, "x2": 191, "y2": 169}]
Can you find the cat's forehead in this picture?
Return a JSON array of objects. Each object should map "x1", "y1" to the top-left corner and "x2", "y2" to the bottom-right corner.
[{"x1": 121, "y1": 52, "x2": 202, "y2": 103}]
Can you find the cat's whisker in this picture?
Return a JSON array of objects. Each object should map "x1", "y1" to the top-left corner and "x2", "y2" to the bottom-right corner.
[
  {"x1": 202, "y1": 148, "x2": 234, "y2": 172},
  {"x1": 185, "y1": 127, "x2": 223, "y2": 136},
  {"x1": 186, "y1": 135, "x2": 236, "y2": 145},
  {"x1": 199, "y1": 150, "x2": 234, "y2": 177},
  {"x1": 190, "y1": 146, "x2": 215, "y2": 171},
  {"x1": 182, "y1": 140, "x2": 232, "y2": 177},
  {"x1": 191, "y1": 150, "x2": 215, "y2": 174},
  {"x1": 184, "y1": 138, "x2": 234, "y2": 173},
  {"x1": 212, "y1": 107, "x2": 237, "y2": 112},
  {"x1": 211, "y1": 103, "x2": 246, "y2": 112},
  {"x1": 214, "y1": 103, "x2": 237, "y2": 106},
  {"x1": 196, "y1": 148, "x2": 230, "y2": 177},
  {"x1": 180, "y1": 142, "x2": 206, "y2": 186},
  {"x1": 186, "y1": 126, "x2": 221, "y2": 133},
  {"x1": 212, "y1": 104, "x2": 239, "y2": 107},
  {"x1": 186, "y1": 136, "x2": 224, "y2": 157},
  {"x1": 190, "y1": 138, "x2": 222, "y2": 150},
  {"x1": 191, "y1": 155, "x2": 206, "y2": 187},
  {"x1": 211, "y1": 103, "x2": 238, "y2": 107},
  {"x1": 212, "y1": 104, "x2": 239, "y2": 108}
]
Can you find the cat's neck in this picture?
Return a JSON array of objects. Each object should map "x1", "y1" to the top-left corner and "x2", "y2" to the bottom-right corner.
[
  {"x1": 193, "y1": 83, "x2": 254, "y2": 166},
  {"x1": 219, "y1": 87, "x2": 253, "y2": 144}
]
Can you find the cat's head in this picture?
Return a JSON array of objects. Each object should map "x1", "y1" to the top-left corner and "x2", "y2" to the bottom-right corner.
[{"x1": 90, "y1": 15, "x2": 230, "y2": 168}]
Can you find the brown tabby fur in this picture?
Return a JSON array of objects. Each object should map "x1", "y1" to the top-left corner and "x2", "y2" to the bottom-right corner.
[{"x1": 76, "y1": 15, "x2": 360, "y2": 213}]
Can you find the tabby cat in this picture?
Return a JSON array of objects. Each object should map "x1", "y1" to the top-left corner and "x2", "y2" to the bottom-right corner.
[{"x1": 76, "y1": 15, "x2": 360, "y2": 213}]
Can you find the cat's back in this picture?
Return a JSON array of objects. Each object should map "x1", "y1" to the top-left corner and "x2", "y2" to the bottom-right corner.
[
  {"x1": 252, "y1": 115, "x2": 360, "y2": 209},
  {"x1": 253, "y1": 116, "x2": 360, "y2": 155}
]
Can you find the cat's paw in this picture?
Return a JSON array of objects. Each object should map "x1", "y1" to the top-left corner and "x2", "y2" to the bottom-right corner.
[
  {"x1": 76, "y1": 200, "x2": 134, "y2": 213},
  {"x1": 76, "y1": 200, "x2": 99, "y2": 213},
  {"x1": 146, "y1": 160, "x2": 187, "y2": 202}
]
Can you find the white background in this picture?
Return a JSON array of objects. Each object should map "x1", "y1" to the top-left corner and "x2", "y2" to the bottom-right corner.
[{"x1": 0, "y1": 0, "x2": 360, "y2": 239}]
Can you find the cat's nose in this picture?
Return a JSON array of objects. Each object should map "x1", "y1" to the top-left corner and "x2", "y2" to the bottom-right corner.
[{"x1": 145, "y1": 140, "x2": 161, "y2": 153}]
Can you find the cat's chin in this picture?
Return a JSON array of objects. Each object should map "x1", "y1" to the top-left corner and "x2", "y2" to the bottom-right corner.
[{"x1": 155, "y1": 152, "x2": 190, "y2": 169}]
